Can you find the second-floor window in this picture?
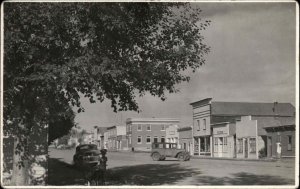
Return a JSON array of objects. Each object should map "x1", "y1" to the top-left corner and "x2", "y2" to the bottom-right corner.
[
  {"x1": 203, "y1": 119, "x2": 206, "y2": 130},
  {"x1": 197, "y1": 120, "x2": 200, "y2": 130},
  {"x1": 161, "y1": 125, "x2": 165, "y2": 131},
  {"x1": 147, "y1": 124, "x2": 151, "y2": 131},
  {"x1": 146, "y1": 136, "x2": 151, "y2": 144},
  {"x1": 137, "y1": 136, "x2": 142, "y2": 144},
  {"x1": 137, "y1": 124, "x2": 142, "y2": 131}
]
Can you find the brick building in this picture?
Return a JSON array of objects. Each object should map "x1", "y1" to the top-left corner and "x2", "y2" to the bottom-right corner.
[
  {"x1": 126, "y1": 118, "x2": 180, "y2": 151},
  {"x1": 178, "y1": 126, "x2": 193, "y2": 155}
]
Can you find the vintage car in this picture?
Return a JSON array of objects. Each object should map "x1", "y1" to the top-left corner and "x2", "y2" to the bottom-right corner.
[
  {"x1": 73, "y1": 144, "x2": 101, "y2": 168},
  {"x1": 151, "y1": 142, "x2": 190, "y2": 161}
]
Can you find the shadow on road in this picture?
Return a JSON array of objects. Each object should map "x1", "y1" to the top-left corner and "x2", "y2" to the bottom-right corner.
[
  {"x1": 106, "y1": 163, "x2": 201, "y2": 185},
  {"x1": 192, "y1": 172, "x2": 295, "y2": 185},
  {"x1": 48, "y1": 158, "x2": 86, "y2": 185},
  {"x1": 48, "y1": 158, "x2": 295, "y2": 186}
]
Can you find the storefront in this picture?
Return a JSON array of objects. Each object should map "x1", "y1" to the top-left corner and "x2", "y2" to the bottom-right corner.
[
  {"x1": 212, "y1": 122, "x2": 236, "y2": 158},
  {"x1": 194, "y1": 136, "x2": 211, "y2": 156}
]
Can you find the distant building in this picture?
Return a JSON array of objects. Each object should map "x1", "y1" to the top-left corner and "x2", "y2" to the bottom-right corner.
[
  {"x1": 178, "y1": 126, "x2": 193, "y2": 155},
  {"x1": 93, "y1": 126, "x2": 108, "y2": 149},
  {"x1": 126, "y1": 118, "x2": 180, "y2": 151},
  {"x1": 166, "y1": 125, "x2": 179, "y2": 144},
  {"x1": 106, "y1": 125, "x2": 127, "y2": 151},
  {"x1": 190, "y1": 98, "x2": 295, "y2": 158},
  {"x1": 263, "y1": 117, "x2": 295, "y2": 158},
  {"x1": 81, "y1": 132, "x2": 93, "y2": 145}
]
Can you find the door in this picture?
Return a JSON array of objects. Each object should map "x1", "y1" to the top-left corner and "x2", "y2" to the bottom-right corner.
[
  {"x1": 218, "y1": 137, "x2": 223, "y2": 157},
  {"x1": 268, "y1": 136, "x2": 272, "y2": 157},
  {"x1": 244, "y1": 139, "x2": 248, "y2": 158}
]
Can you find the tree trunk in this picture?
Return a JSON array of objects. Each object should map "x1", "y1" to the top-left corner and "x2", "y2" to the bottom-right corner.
[{"x1": 11, "y1": 137, "x2": 29, "y2": 185}]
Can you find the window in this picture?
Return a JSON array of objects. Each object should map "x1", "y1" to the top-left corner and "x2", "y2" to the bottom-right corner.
[
  {"x1": 154, "y1": 136, "x2": 158, "y2": 143},
  {"x1": 223, "y1": 137, "x2": 228, "y2": 152},
  {"x1": 249, "y1": 138, "x2": 256, "y2": 153},
  {"x1": 161, "y1": 136, "x2": 165, "y2": 143},
  {"x1": 237, "y1": 139, "x2": 243, "y2": 153},
  {"x1": 137, "y1": 136, "x2": 142, "y2": 144},
  {"x1": 214, "y1": 138, "x2": 218, "y2": 152},
  {"x1": 147, "y1": 124, "x2": 151, "y2": 131},
  {"x1": 161, "y1": 125, "x2": 165, "y2": 131},
  {"x1": 277, "y1": 134, "x2": 281, "y2": 143},
  {"x1": 137, "y1": 124, "x2": 142, "y2": 131},
  {"x1": 146, "y1": 136, "x2": 151, "y2": 144},
  {"x1": 288, "y1": 136, "x2": 292, "y2": 151},
  {"x1": 197, "y1": 120, "x2": 200, "y2": 130},
  {"x1": 203, "y1": 119, "x2": 206, "y2": 130}
]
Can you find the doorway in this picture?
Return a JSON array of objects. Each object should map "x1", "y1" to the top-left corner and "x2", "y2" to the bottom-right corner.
[
  {"x1": 268, "y1": 136, "x2": 272, "y2": 157},
  {"x1": 244, "y1": 139, "x2": 248, "y2": 158},
  {"x1": 218, "y1": 137, "x2": 223, "y2": 157}
]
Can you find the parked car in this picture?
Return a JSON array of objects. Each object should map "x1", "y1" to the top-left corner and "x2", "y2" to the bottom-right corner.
[
  {"x1": 73, "y1": 144, "x2": 101, "y2": 168},
  {"x1": 151, "y1": 142, "x2": 190, "y2": 161}
]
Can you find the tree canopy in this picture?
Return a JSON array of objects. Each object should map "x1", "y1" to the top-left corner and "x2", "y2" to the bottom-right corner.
[{"x1": 3, "y1": 2, "x2": 210, "y2": 147}]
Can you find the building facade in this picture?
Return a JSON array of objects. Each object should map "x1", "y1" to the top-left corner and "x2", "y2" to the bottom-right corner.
[
  {"x1": 126, "y1": 118, "x2": 180, "y2": 151},
  {"x1": 178, "y1": 126, "x2": 193, "y2": 155},
  {"x1": 263, "y1": 117, "x2": 295, "y2": 158},
  {"x1": 212, "y1": 122, "x2": 236, "y2": 158},
  {"x1": 93, "y1": 126, "x2": 108, "y2": 149},
  {"x1": 107, "y1": 125, "x2": 127, "y2": 151},
  {"x1": 190, "y1": 98, "x2": 295, "y2": 158},
  {"x1": 166, "y1": 125, "x2": 179, "y2": 144}
]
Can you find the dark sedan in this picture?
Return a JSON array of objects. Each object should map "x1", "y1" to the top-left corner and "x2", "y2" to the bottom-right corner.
[{"x1": 73, "y1": 144, "x2": 101, "y2": 169}]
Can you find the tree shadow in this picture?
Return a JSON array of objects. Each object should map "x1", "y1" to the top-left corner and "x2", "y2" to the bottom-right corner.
[
  {"x1": 47, "y1": 158, "x2": 86, "y2": 185},
  {"x1": 192, "y1": 172, "x2": 295, "y2": 185},
  {"x1": 106, "y1": 163, "x2": 201, "y2": 185}
]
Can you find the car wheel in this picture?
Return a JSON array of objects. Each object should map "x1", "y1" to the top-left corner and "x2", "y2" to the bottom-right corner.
[
  {"x1": 177, "y1": 153, "x2": 185, "y2": 161},
  {"x1": 152, "y1": 152, "x2": 161, "y2": 161},
  {"x1": 159, "y1": 156, "x2": 166, "y2": 161}
]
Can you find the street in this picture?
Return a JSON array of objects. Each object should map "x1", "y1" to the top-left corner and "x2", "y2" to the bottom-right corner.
[{"x1": 48, "y1": 148, "x2": 295, "y2": 186}]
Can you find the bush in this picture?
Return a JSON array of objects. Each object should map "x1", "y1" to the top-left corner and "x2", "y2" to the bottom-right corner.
[{"x1": 258, "y1": 147, "x2": 266, "y2": 158}]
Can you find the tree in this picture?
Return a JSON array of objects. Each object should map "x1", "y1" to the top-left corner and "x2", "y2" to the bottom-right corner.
[{"x1": 3, "y1": 2, "x2": 210, "y2": 185}]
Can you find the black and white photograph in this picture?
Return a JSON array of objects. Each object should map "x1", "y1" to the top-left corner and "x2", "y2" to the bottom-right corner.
[{"x1": 0, "y1": 0, "x2": 298, "y2": 187}]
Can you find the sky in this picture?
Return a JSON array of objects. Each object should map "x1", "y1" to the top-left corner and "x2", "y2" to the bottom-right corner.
[{"x1": 75, "y1": 2, "x2": 297, "y2": 132}]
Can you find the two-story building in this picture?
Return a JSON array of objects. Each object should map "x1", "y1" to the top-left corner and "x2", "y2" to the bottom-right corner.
[
  {"x1": 166, "y1": 125, "x2": 179, "y2": 144},
  {"x1": 106, "y1": 125, "x2": 126, "y2": 151},
  {"x1": 126, "y1": 118, "x2": 180, "y2": 151},
  {"x1": 93, "y1": 126, "x2": 108, "y2": 149},
  {"x1": 178, "y1": 126, "x2": 193, "y2": 155},
  {"x1": 190, "y1": 98, "x2": 295, "y2": 158}
]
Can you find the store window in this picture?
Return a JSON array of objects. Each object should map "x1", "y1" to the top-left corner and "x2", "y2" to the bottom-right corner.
[
  {"x1": 137, "y1": 136, "x2": 142, "y2": 144},
  {"x1": 223, "y1": 137, "x2": 228, "y2": 152},
  {"x1": 249, "y1": 138, "x2": 256, "y2": 153},
  {"x1": 214, "y1": 138, "x2": 218, "y2": 152},
  {"x1": 288, "y1": 136, "x2": 292, "y2": 151},
  {"x1": 237, "y1": 139, "x2": 243, "y2": 153}
]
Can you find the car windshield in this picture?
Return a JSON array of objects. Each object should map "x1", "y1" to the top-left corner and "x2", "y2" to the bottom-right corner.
[{"x1": 77, "y1": 145, "x2": 97, "y2": 151}]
